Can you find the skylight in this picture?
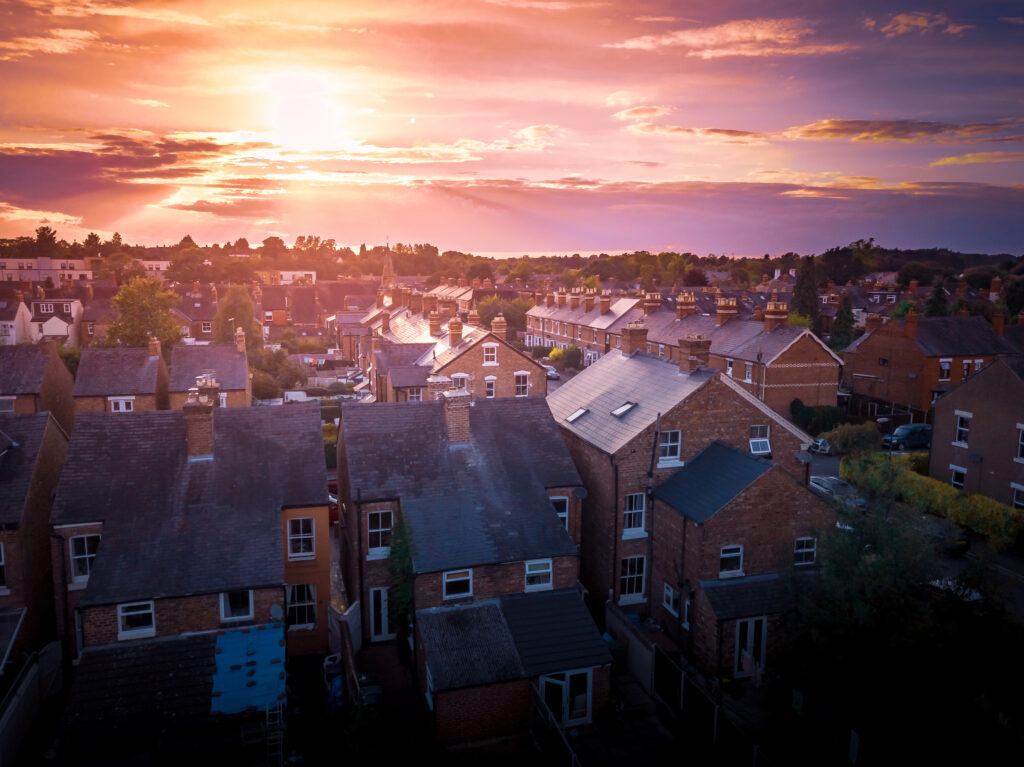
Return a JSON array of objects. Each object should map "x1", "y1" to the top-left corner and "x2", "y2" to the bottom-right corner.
[
  {"x1": 611, "y1": 401, "x2": 637, "y2": 418},
  {"x1": 566, "y1": 407, "x2": 589, "y2": 423}
]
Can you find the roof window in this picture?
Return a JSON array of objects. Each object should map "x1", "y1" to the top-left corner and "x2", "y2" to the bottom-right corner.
[
  {"x1": 611, "y1": 401, "x2": 637, "y2": 418},
  {"x1": 566, "y1": 407, "x2": 589, "y2": 423}
]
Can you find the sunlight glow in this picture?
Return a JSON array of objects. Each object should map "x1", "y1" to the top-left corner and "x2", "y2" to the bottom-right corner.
[{"x1": 257, "y1": 69, "x2": 350, "y2": 152}]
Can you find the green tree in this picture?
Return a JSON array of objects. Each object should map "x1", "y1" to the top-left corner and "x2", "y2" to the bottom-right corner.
[
  {"x1": 83, "y1": 232, "x2": 101, "y2": 257},
  {"x1": 213, "y1": 285, "x2": 260, "y2": 351},
  {"x1": 830, "y1": 295, "x2": 856, "y2": 350},
  {"x1": 682, "y1": 268, "x2": 708, "y2": 286},
  {"x1": 792, "y1": 255, "x2": 819, "y2": 324},
  {"x1": 165, "y1": 248, "x2": 209, "y2": 284},
  {"x1": 251, "y1": 370, "x2": 282, "y2": 400},
  {"x1": 924, "y1": 279, "x2": 950, "y2": 317},
  {"x1": 1003, "y1": 277, "x2": 1024, "y2": 318},
  {"x1": 105, "y1": 277, "x2": 181, "y2": 350},
  {"x1": 98, "y1": 250, "x2": 145, "y2": 285},
  {"x1": 34, "y1": 226, "x2": 58, "y2": 258}
]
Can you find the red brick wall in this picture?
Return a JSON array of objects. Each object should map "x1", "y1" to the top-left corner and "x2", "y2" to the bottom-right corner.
[
  {"x1": 39, "y1": 345, "x2": 75, "y2": 432},
  {"x1": 282, "y1": 505, "x2": 332, "y2": 655},
  {"x1": 433, "y1": 680, "x2": 532, "y2": 746},
  {"x1": 433, "y1": 332, "x2": 547, "y2": 400},
  {"x1": 414, "y1": 556, "x2": 578, "y2": 610},
  {"x1": 73, "y1": 393, "x2": 161, "y2": 413}
]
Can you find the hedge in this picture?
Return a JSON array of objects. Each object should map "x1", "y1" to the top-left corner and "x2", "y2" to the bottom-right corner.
[{"x1": 840, "y1": 453, "x2": 1023, "y2": 549}]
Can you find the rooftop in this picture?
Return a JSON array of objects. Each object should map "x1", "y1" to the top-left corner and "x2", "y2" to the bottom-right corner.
[
  {"x1": 0, "y1": 345, "x2": 50, "y2": 394},
  {"x1": 654, "y1": 442, "x2": 772, "y2": 523},
  {"x1": 73, "y1": 347, "x2": 162, "y2": 397},
  {"x1": 168, "y1": 343, "x2": 248, "y2": 392},
  {"x1": 0, "y1": 412, "x2": 57, "y2": 528}
]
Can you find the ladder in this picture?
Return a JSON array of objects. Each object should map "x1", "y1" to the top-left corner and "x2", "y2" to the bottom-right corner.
[{"x1": 265, "y1": 702, "x2": 284, "y2": 767}]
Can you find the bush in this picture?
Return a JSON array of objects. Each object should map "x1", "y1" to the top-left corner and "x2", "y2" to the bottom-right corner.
[
  {"x1": 790, "y1": 398, "x2": 846, "y2": 435},
  {"x1": 530, "y1": 346, "x2": 552, "y2": 359},
  {"x1": 821, "y1": 422, "x2": 879, "y2": 455},
  {"x1": 252, "y1": 370, "x2": 282, "y2": 400},
  {"x1": 303, "y1": 386, "x2": 330, "y2": 398}
]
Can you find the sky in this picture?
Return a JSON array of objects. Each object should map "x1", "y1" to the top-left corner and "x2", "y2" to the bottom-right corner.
[{"x1": 0, "y1": 0, "x2": 1022, "y2": 255}]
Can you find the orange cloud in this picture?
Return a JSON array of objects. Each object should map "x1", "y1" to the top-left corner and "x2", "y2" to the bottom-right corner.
[
  {"x1": 0, "y1": 28, "x2": 97, "y2": 60},
  {"x1": 784, "y1": 118, "x2": 1015, "y2": 143},
  {"x1": 612, "y1": 105, "x2": 674, "y2": 121},
  {"x1": 931, "y1": 151, "x2": 1024, "y2": 167},
  {"x1": 875, "y1": 12, "x2": 974, "y2": 37},
  {"x1": 627, "y1": 122, "x2": 765, "y2": 143}
]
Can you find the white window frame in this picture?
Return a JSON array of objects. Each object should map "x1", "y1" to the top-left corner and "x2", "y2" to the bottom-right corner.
[
  {"x1": 551, "y1": 496, "x2": 569, "y2": 530},
  {"x1": 663, "y1": 583, "x2": 679, "y2": 617},
  {"x1": 484, "y1": 375, "x2": 496, "y2": 399},
  {"x1": 618, "y1": 555, "x2": 646, "y2": 605},
  {"x1": 682, "y1": 597, "x2": 691, "y2": 630},
  {"x1": 1015, "y1": 423, "x2": 1024, "y2": 464},
  {"x1": 525, "y1": 559, "x2": 554, "y2": 592},
  {"x1": 286, "y1": 583, "x2": 317, "y2": 630},
  {"x1": 70, "y1": 534, "x2": 101, "y2": 585},
  {"x1": 744, "y1": 362, "x2": 753, "y2": 383},
  {"x1": 288, "y1": 517, "x2": 315, "y2": 560},
  {"x1": 540, "y1": 668, "x2": 593, "y2": 727},
  {"x1": 218, "y1": 392, "x2": 228, "y2": 408},
  {"x1": 451, "y1": 373, "x2": 469, "y2": 390},
  {"x1": 720, "y1": 544, "x2": 744, "y2": 579},
  {"x1": 623, "y1": 493, "x2": 646, "y2": 539},
  {"x1": 201, "y1": 321, "x2": 212, "y2": 333},
  {"x1": 367, "y1": 510, "x2": 393, "y2": 560},
  {"x1": 442, "y1": 568, "x2": 473, "y2": 600},
  {"x1": 658, "y1": 430, "x2": 682, "y2": 467},
  {"x1": 794, "y1": 537, "x2": 816, "y2": 566},
  {"x1": 407, "y1": 387, "x2": 423, "y2": 402},
  {"x1": 108, "y1": 396, "x2": 135, "y2": 413},
  {"x1": 938, "y1": 358, "x2": 951, "y2": 382},
  {"x1": 220, "y1": 590, "x2": 255, "y2": 622},
  {"x1": 950, "y1": 464, "x2": 967, "y2": 489},
  {"x1": 726, "y1": 358, "x2": 734, "y2": 377},
  {"x1": 1011, "y1": 483, "x2": 1024, "y2": 510},
  {"x1": 117, "y1": 601, "x2": 155, "y2": 640},
  {"x1": 961, "y1": 360, "x2": 971, "y2": 380},
  {"x1": 953, "y1": 410, "x2": 971, "y2": 447},
  {"x1": 39, "y1": 302, "x2": 53, "y2": 314},
  {"x1": 974, "y1": 359, "x2": 983, "y2": 373},
  {"x1": 482, "y1": 343, "x2": 498, "y2": 366},
  {"x1": 566, "y1": 407, "x2": 588, "y2": 423},
  {"x1": 514, "y1": 371, "x2": 529, "y2": 397}
]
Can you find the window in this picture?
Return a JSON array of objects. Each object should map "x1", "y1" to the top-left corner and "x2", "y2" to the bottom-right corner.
[
  {"x1": 484, "y1": 376, "x2": 496, "y2": 398},
  {"x1": 939, "y1": 358, "x2": 951, "y2": 381},
  {"x1": 452, "y1": 373, "x2": 468, "y2": 390},
  {"x1": 975, "y1": 359, "x2": 984, "y2": 373},
  {"x1": 615, "y1": 336, "x2": 621, "y2": 349},
  {"x1": 619, "y1": 556, "x2": 645, "y2": 604},
  {"x1": 878, "y1": 357, "x2": 889, "y2": 367},
  {"x1": 108, "y1": 397, "x2": 134, "y2": 413},
  {"x1": 566, "y1": 407, "x2": 589, "y2": 423},
  {"x1": 87, "y1": 322, "x2": 95, "y2": 336},
  {"x1": 658, "y1": 344, "x2": 665, "y2": 358},
  {"x1": 1017, "y1": 424, "x2": 1024, "y2": 461},
  {"x1": 794, "y1": 537, "x2": 816, "y2": 566},
  {"x1": 950, "y1": 465, "x2": 966, "y2": 489},
  {"x1": 407, "y1": 388, "x2": 423, "y2": 402},
  {"x1": 0, "y1": 397, "x2": 14, "y2": 413},
  {"x1": 663, "y1": 583, "x2": 680, "y2": 616},
  {"x1": 1012, "y1": 484, "x2": 1024, "y2": 510},
  {"x1": 749, "y1": 424, "x2": 771, "y2": 456},
  {"x1": 962, "y1": 360, "x2": 971, "y2": 380},
  {"x1": 726, "y1": 358, "x2": 734, "y2": 377},
  {"x1": 218, "y1": 392, "x2": 227, "y2": 408},
  {"x1": 658, "y1": 430, "x2": 682, "y2": 465},
  {"x1": 443, "y1": 569, "x2": 473, "y2": 599},
  {"x1": 540, "y1": 669, "x2": 592, "y2": 726},
  {"x1": 286, "y1": 584, "x2": 317, "y2": 629},
  {"x1": 483, "y1": 344, "x2": 498, "y2": 365},
  {"x1": 368, "y1": 511, "x2": 393, "y2": 557},
  {"x1": 525, "y1": 559, "x2": 553, "y2": 592},
  {"x1": 623, "y1": 493, "x2": 645, "y2": 537},
  {"x1": 220, "y1": 590, "x2": 254, "y2": 622},
  {"x1": 288, "y1": 517, "x2": 315, "y2": 560},
  {"x1": 954, "y1": 412, "x2": 971, "y2": 446},
  {"x1": 744, "y1": 362, "x2": 753, "y2": 383},
  {"x1": 551, "y1": 496, "x2": 569, "y2": 529},
  {"x1": 886, "y1": 294, "x2": 897, "y2": 304},
  {"x1": 117, "y1": 601, "x2": 155, "y2": 640},
  {"x1": 611, "y1": 401, "x2": 636, "y2": 418},
  {"x1": 720, "y1": 545, "x2": 744, "y2": 578},
  {"x1": 62, "y1": 303, "x2": 70, "y2": 314},
  {"x1": 514, "y1": 372, "x2": 528, "y2": 397},
  {"x1": 70, "y1": 534, "x2": 100, "y2": 583},
  {"x1": 39, "y1": 303, "x2": 53, "y2": 313}
]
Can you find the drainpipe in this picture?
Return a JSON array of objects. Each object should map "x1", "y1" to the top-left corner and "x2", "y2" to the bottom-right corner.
[{"x1": 609, "y1": 452, "x2": 618, "y2": 612}]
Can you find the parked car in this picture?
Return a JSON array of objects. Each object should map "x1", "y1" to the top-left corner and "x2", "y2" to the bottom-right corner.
[
  {"x1": 881, "y1": 423, "x2": 932, "y2": 451},
  {"x1": 809, "y1": 476, "x2": 867, "y2": 510},
  {"x1": 808, "y1": 438, "x2": 832, "y2": 455},
  {"x1": 543, "y1": 364, "x2": 560, "y2": 380}
]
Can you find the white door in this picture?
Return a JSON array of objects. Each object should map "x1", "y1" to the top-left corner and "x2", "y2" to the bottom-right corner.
[
  {"x1": 369, "y1": 587, "x2": 395, "y2": 641},
  {"x1": 540, "y1": 669, "x2": 592, "y2": 726},
  {"x1": 734, "y1": 616, "x2": 767, "y2": 677}
]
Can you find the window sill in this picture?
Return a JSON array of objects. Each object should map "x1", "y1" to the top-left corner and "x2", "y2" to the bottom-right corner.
[
  {"x1": 221, "y1": 615, "x2": 254, "y2": 624},
  {"x1": 288, "y1": 554, "x2": 316, "y2": 562},
  {"x1": 0, "y1": 588, "x2": 10, "y2": 597},
  {"x1": 657, "y1": 460, "x2": 685, "y2": 469},
  {"x1": 443, "y1": 593, "x2": 473, "y2": 602},
  {"x1": 482, "y1": 362, "x2": 498, "y2": 367},
  {"x1": 288, "y1": 624, "x2": 315, "y2": 632},
  {"x1": 681, "y1": 622, "x2": 690, "y2": 631},
  {"x1": 663, "y1": 607, "x2": 679, "y2": 618},
  {"x1": 525, "y1": 583, "x2": 553, "y2": 593},
  {"x1": 118, "y1": 629, "x2": 155, "y2": 641},
  {"x1": 1014, "y1": 458, "x2": 1024, "y2": 465},
  {"x1": 719, "y1": 571, "x2": 744, "y2": 580},
  {"x1": 622, "y1": 529, "x2": 647, "y2": 541},
  {"x1": 951, "y1": 442, "x2": 968, "y2": 449},
  {"x1": 68, "y1": 581, "x2": 88, "y2": 592},
  {"x1": 618, "y1": 594, "x2": 646, "y2": 606},
  {"x1": 366, "y1": 548, "x2": 391, "y2": 561}
]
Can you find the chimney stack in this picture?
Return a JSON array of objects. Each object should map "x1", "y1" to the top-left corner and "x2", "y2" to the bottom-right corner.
[
  {"x1": 763, "y1": 299, "x2": 789, "y2": 332},
  {"x1": 448, "y1": 317, "x2": 463, "y2": 347},
  {"x1": 148, "y1": 336, "x2": 161, "y2": 358},
  {"x1": 234, "y1": 326, "x2": 246, "y2": 354},
  {"x1": 584, "y1": 293, "x2": 595, "y2": 313},
  {"x1": 183, "y1": 387, "x2": 214, "y2": 459},
  {"x1": 621, "y1": 321, "x2": 648, "y2": 356},
  {"x1": 557, "y1": 292, "x2": 567, "y2": 308},
  {"x1": 467, "y1": 308, "x2": 481, "y2": 327},
  {"x1": 381, "y1": 310, "x2": 391, "y2": 335},
  {"x1": 599, "y1": 294, "x2": 611, "y2": 314},
  {"x1": 426, "y1": 374, "x2": 452, "y2": 400},
  {"x1": 442, "y1": 388, "x2": 472, "y2": 443},
  {"x1": 429, "y1": 311, "x2": 442, "y2": 336},
  {"x1": 676, "y1": 292, "x2": 697, "y2": 320},
  {"x1": 865, "y1": 313, "x2": 883, "y2": 332},
  {"x1": 643, "y1": 292, "x2": 661, "y2": 315},
  {"x1": 904, "y1": 307, "x2": 919, "y2": 339},
  {"x1": 569, "y1": 293, "x2": 580, "y2": 311},
  {"x1": 545, "y1": 292, "x2": 555, "y2": 308},
  {"x1": 471, "y1": 278, "x2": 481, "y2": 289},
  {"x1": 715, "y1": 297, "x2": 738, "y2": 326},
  {"x1": 490, "y1": 313, "x2": 508, "y2": 342},
  {"x1": 678, "y1": 334, "x2": 711, "y2": 373},
  {"x1": 376, "y1": 289, "x2": 385, "y2": 308},
  {"x1": 992, "y1": 310, "x2": 1005, "y2": 336}
]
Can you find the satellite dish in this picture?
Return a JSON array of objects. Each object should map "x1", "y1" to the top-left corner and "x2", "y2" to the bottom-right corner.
[{"x1": 270, "y1": 604, "x2": 284, "y2": 622}]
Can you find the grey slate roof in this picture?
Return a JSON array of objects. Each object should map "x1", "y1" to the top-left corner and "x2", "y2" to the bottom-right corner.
[
  {"x1": 0, "y1": 413, "x2": 53, "y2": 527},
  {"x1": 0, "y1": 345, "x2": 49, "y2": 394},
  {"x1": 0, "y1": 297, "x2": 24, "y2": 322},
  {"x1": 168, "y1": 344, "x2": 248, "y2": 392},
  {"x1": 913, "y1": 316, "x2": 1015, "y2": 356},
  {"x1": 73, "y1": 347, "x2": 162, "y2": 397},
  {"x1": 500, "y1": 589, "x2": 611, "y2": 675},
  {"x1": 416, "y1": 601, "x2": 525, "y2": 691},
  {"x1": 654, "y1": 442, "x2": 771, "y2": 523},
  {"x1": 700, "y1": 573, "x2": 793, "y2": 620},
  {"x1": 527, "y1": 296, "x2": 640, "y2": 330},
  {"x1": 546, "y1": 350, "x2": 716, "y2": 455},
  {"x1": 389, "y1": 365, "x2": 430, "y2": 388},
  {"x1": 340, "y1": 397, "x2": 581, "y2": 573},
  {"x1": 1001, "y1": 323, "x2": 1024, "y2": 356},
  {"x1": 52, "y1": 403, "x2": 326, "y2": 606}
]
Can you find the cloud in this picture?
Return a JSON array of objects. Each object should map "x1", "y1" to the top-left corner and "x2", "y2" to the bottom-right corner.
[
  {"x1": 784, "y1": 118, "x2": 1016, "y2": 143},
  {"x1": 875, "y1": 12, "x2": 974, "y2": 38},
  {"x1": 627, "y1": 122, "x2": 765, "y2": 142},
  {"x1": 612, "y1": 105, "x2": 675, "y2": 121},
  {"x1": 130, "y1": 99, "x2": 169, "y2": 108},
  {"x1": 1002, "y1": 17, "x2": 1024, "y2": 26},
  {"x1": 165, "y1": 198, "x2": 280, "y2": 217},
  {"x1": 605, "y1": 91, "x2": 644, "y2": 107},
  {"x1": 0, "y1": 28, "x2": 97, "y2": 61},
  {"x1": 931, "y1": 151, "x2": 1024, "y2": 167},
  {"x1": 483, "y1": 0, "x2": 603, "y2": 9},
  {"x1": 27, "y1": 1, "x2": 212, "y2": 27},
  {"x1": 606, "y1": 18, "x2": 852, "y2": 58},
  {"x1": 0, "y1": 201, "x2": 82, "y2": 226}
]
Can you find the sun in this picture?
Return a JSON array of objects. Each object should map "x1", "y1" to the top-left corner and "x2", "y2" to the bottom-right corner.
[{"x1": 258, "y1": 69, "x2": 349, "y2": 152}]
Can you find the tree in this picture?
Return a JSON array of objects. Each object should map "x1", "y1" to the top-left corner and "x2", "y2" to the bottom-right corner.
[
  {"x1": 1003, "y1": 277, "x2": 1024, "y2": 318},
  {"x1": 213, "y1": 285, "x2": 260, "y2": 351},
  {"x1": 165, "y1": 248, "x2": 210, "y2": 284},
  {"x1": 682, "y1": 268, "x2": 708, "y2": 287},
  {"x1": 924, "y1": 279, "x2": 950, "y2": 317},
  {"x1": 251, "y1": 370, "x2": 282, "y2": 400},
  {"x1": 466, "y1": 261, "x2": 494, "y2": 282},
  {"x1": 261, "y1": 236, "x2": 286, "y2": 257},
  {"x1": 830, "y1": 295, "x2": 856, "y2": 350},
  {"x1": 83, "y1": 232, "x2": 101, "y2": 257},
  {"x1": 98, "y1": 250, "x2": 145, "y2": 285},
  {"x1": 792, "y1": 255, "x2": 819, "y2": 324},
  {"x1": 35, "y1": 226, "x2": 58, "y2": 258},
  {"x1": 105, "y1": 277, "x2": 181, "y2": 350}
]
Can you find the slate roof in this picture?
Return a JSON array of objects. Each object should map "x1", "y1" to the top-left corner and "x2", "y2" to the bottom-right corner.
[
  {"x1": 168, "y1": 344, "x2": 248, "y2": 392},
  {"x1": 0, "y1": 413, "x2": 54, "y2": 527},
  {"x1": 527, "y1": 296, "x2": 639, "y2": 330},
  {"x1": 29, "y1": 300, "x2": 76, "y2": 324},
  {"x1": 340, "y1": 397, "x2": 580, "y2": 573},
  {"x1": 654, "y1": 442, "x2": 771, "y2": 523},
  {"x1": 1004, "y1": 355, "x2": 1024, "y2": 381},
  {"x1": 0, "y1": 297, "x2": 24, "y2": 321},
  {"x1": 288, "y1": 285, "x2": 319, "y2": 325},
  {"x1": 172, "y1": 284, "x2": 218, "y2": 321},
  {"x1": 73, "y1": 347, "x2": 162, "y2": 397},
  {"x1": 913, "y1": 316, "x2": 1015, "y2": 356},
  {"x1": 1001, "y1": 323, "x2": 1024, "y2": 356},
  {"x1": 0, "y1": 607, "x2": 26, "y2": 670},
  {"x1": 0, "y1": 345, "x2": 49, "y2": 394},
  {"x1": 389, "y1": 365, "x2": 430, "y2": 388},
  {"x1": 500, "y1": 589, "x2": 611, "y2": 675},
  {"x1": 52, "y1": 404, "x2": 326, "y2": 606},
  {"x1": 81, "y1": 298, "x2": 116, "y2": 323},
  {"x1": 700, "y1": 573, "x2": 793, "y2": 620},
  {"x1": 416, "y1": 601, "x2": 525, "y2": 692}
]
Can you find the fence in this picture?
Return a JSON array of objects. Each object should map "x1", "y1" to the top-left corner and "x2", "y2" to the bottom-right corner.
[
  {"x1": 0, "y1": 642, "x2": 62, "y2": 767},
  {"x1": 528, "y1": 683, "x2": 581, "y2": 767},
  {"x1": 603, "y1": 603, "x2": 654, "y2": 695}
]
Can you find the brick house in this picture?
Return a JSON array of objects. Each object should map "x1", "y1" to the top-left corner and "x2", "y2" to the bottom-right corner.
[
  {"x1": 0, "y1": 412, "x2": 69, "y2": 672},
  {"x1": 0, "y1": 291, "x2": 32, "y2": 345},
  {"x1": 167, "y1": 330, "x2": 251, "y2": 409},
  {"x1": 72, "y1": 338, "x2": 170, "y2": 414},
  {"x1": 928, "y1": 357, "x2": 1024, "y2": 508},
  {"x1": 50, "y1": 396, "x2": 330, "y2": 662},
  {"x1": 525, "y1": 290, "x2": 639, "y2": 364},
  {"x1": 650, "y1": 442, "x2": 830, "y2": 678},
  {"x1": 79, "y1": 298, "x2": 116, "y2": 347},
  {"x1": 28, "y1": 297, "x2": 83, "y2": 347},
  {"x1": 842, "y1": 310, "x2": 1015, "y2": 420},
  {"x1": 546, "y1": 323, "x2": 813, "y2": 611},
  {"x1": 172, "y1": 282, "x2": 218, "y2": 342},
  {"x1": 0, "y1": 344, "x2": 75, "y2": 432}
]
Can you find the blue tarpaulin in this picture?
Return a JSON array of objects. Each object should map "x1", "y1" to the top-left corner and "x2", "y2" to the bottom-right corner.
[{"x1": 210, "y1": 623, "x2": 286, "y2": 715}]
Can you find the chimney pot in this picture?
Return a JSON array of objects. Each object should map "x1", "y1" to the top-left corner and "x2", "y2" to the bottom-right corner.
[
  {"x1": 763, "y1": 299, "x2": 789, "y2": 332},
  {"x1": 599, "y1": 294, "x2": 611, "y2": 314},
  {"x1": 676, "y1": 292, "x2": 697, "y2": 320},
  {"x1": 467, "y1": 309, "x2": 481, "y2": 327},
  {"x1": 490, "y1": 313, "x2": 508, "y2": 342},
  {"x1": 448, "y1": 317, "x2": 463, "y2": 347},
  {"x1": 234, "y1": 326, "x2": 246, "y2": 354},
  {"x1": 715, "y1": 297, "x2": 738, "y2": 326}
]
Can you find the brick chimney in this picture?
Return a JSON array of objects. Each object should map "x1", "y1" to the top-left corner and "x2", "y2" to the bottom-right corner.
[
  {"x1": 584, "y1": 293, "x2": 595, "y2": 313},
  {"x1": 763, "y1": 299, "x2": 789, "y2": 332},
  {"x1": 715, "y1": 297, "x2": 738, "y2": 326},
  {"x1": 676, "y1": 292, "x2": 697, "y2": 319},
  {"x1": 678, "y1": 334, "x2": 711, "y2": 373},
  {"x1": 990, "y1": 276, "x2": 1002, "y2": 303},
  {"x1": 545, "y1": 292, "x2": 555, "y2": 308},
  {"x1": 569, "y1": 293, "x2": 580, "y2": 311},
  {"x1": 148, "y1": 335, "x2": 161, "y2": 358},
  {"x1": 376, "y1": 289, "x2": 385, "y2": 308},
  {"x1": 424, "y1": 295, "x2": 438, "y2": 315},
  {"x1": 234, "y1": 326, "x2": 246, "y2": 354},
  {"x1": 380, "y1": 310, "x2": 391, "y2": 335},
  {"x1": 426, "y1": 374, "x2": 452, "y2": 400},
  {"x1": 471, "y1": 278, "x2": 481, "y2": 289},
  {"x1": 621, "y1": 321, "x2": 648, "y2": 355},
  {"x1": 409, "y1": 291, "x2": 424, "y2": 314},
  {"x1": 442, "y1": 388, "x2": 472, "y2": 443},
  {"x1": 183, "y1": 388, "x2": 214, "y2": 459},
  {"x1": 429, "y1": 311, "x2": 443, "y2": 336},
  {"x1": 904, "y1": 307, "x2": 919, "y2": 339},
  {"x1": 490, "y1": 313, "x2": 508, "y2": 342},
  {"x1": 599, "y1": 294, "x2": 611, "y2": 314},
  {"x1": 467, "y1": 309, "x2": 481, "y2": 327},
  {"x1": 643, "y1": 292, "x2": 661, "y2": 315},
  {"x1": 557, "y1": 292, "x2": 567, "y2": 308},
  {"x1": 992, "y1": 310, "x2": 1005, "y2": 336},
  {"x1": 448, "y1": 317, "x2": 463, "y2": 347},
  {"x1": 458, "y1": 277, "x2": 467, "y2": 288}
]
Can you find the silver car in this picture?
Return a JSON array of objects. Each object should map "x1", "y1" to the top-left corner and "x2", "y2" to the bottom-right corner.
[{"x1": 809, "y1": 476, "x2": 867, "y2": 510}]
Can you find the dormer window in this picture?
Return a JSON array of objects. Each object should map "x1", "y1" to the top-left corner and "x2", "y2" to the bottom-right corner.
[
  {"x1": 39, "y1": 303, "x2": 53, "y2": 314},
  {"x1": 611, "y1": 401, "x2": 636, "y2": 418}
]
